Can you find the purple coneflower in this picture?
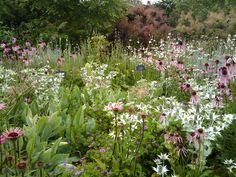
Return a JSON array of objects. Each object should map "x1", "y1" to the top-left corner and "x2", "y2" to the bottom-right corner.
[
  {"x1": 107, "y1": 102, "x2": 123, "y2": 112},
  {"x1": 190, "y1": 91, "x2": 200, "y2": 105},
  {"x1": 177, "y1": 144, "x2": 187, "y2": 157},
  {"x1": 3, "y1": 127, "x2": 23, "y2": 140}
]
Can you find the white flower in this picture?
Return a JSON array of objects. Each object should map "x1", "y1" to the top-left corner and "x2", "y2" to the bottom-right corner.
[
  {"x1": 152, "y1": 165, "x2": 169, "y2": 175},
  {"x1": 158, "y1": 153, "x2": 169, "y2": 161}
]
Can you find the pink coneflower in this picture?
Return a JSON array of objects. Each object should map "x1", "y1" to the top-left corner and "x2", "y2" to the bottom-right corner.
[
  {"x1": 22, "y1": 58, "x2": 30, "y2": 65},
  {"x1": 12, "y1": 37, "x2": 17, "y2": 44},
  {"x1": 190, "y1": 91, "x2": 201, "y2": 105},
  {"x1": 12, "y1": 45, "x2": 20, "y2": 52},
  {"x1": 212, "y1": 95, "x2": 223, "y2": 108},
  {"x1": 3, "y1": 127, "x2": 23, "y2": 140},
  {"x1": 0, "y1": 103, "x2": 7, "y2": 110},
  {"x1": 175, "y1": 61, "x2": 184, "y2": 69},
  {"x1": 0, "y1": 43, "x2": 6, "y2": 48},
  {"x1": 180, "y1": 83, "x2": 191, "y2": 92},
  {"x1": 0, "y1": 135, "x2": 6, "y2": 144},
  {"x1": 159, "y1": 113, "x2": 167, "y2": 123},
  {"x1": 170, "y1": 133, "x2": 183, "y2": 144},
  {"x1": 195, "y1": 128, "x2": 207, "y2": 141},
  {"x1": 187, "y1": 132, "x2": 196, "y2": 144},
  {"x1": 70, "y1": 52, "x2": 77, "y2": 60},
  {"x1": 39, "y1": 41, "x2": 46, "y2": 48},
  {"x1": 25, "y1": 41, "x2": 31, "y2": 47},
  {"x1": 218, "y1": 67, "x2": 230, "y2": 85},
  {"x1": 177, "y1": 144, "x2": 187, "y2": 157},
  {"x1": 3, "y1": 47, "x2": 11, "y2": 54},
  {"x1": 156, "y1": 60, "x2": 166, "y2": 71},
  {"x1": 107, "y1": 102, "x2": 123, "y2": 112},
  {"x1": 57, "y1": 56, "x2": 64, "y2": 66}
]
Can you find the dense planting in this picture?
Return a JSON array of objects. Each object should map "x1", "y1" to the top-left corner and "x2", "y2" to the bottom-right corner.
[{"x1": 0, "y1": 35, "x2": 235, "y2": 176}]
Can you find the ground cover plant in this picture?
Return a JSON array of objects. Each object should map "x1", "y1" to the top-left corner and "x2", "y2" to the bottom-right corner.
[{"x1": 0, "y1": 33, "x2": 236, "y2": 177}]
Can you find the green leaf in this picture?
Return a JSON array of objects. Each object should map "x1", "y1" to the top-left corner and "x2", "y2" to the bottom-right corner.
[
  {"x1": 86, "y1": 118, "x2": 96, "y2": 132},
  {"x1": 93, "y1": 158, "x2": 106, "y2": 170}
]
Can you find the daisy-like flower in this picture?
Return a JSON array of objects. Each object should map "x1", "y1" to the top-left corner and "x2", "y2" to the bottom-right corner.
[
  {"x1": 177, "y1": 144, "x2": 187, "y2": 157},
  {"x1": 17, "y1": 160, "x2": 27, "y2": 170},
  {"x1": 107, "y1": 102, "x2": 123, "y2": 112},
  {"x1": 39, "y1": 41, "x2": 46, "y2": 48},
  {"x1": 12, "y1": 37, "x2": 17, "y2": 44},
  {"x1": 194, "y1": 128, "x2": 207, "y2": 142},
  {"x1": 180, "y1": 83, "x2": 191, "y2": 92},
  {"x1": 169, "y1": 133, "x2": 183, "y2": 144},
  {"x1": 0, "y1": 135, "x2": 6, "y2": 144},
  {"x1": 152, "y1": 165, "x2": 169, "y2": 175},
  {"x1": 158, "y1": 153, "x2": 169, "y2": 161},
  {"x1": 212, "y1": 95, "x2": 223, "y2": 108},
  {"x1": 156, "y1": 60, "x2": 166, "y2": 71},
  {"x1": 187, "y1": 132, "x2": 196, "y2": 144},
  {"x1": 159, "y1": 113, "x2": 167, "y2": 123},
  {"x1": 0, "y1": 43, "x2": 6, "y2": 48},
  {"x1": 190, "y1": 91, "x2": 201, "y2": 105},
  {"x1": 0, "y1": 103, "x2": 7, "y2": 110},
  {"x1": 57, "y1": 56, "x2": 64, "y2": 66},
  {"x1": 3, "y1": 127, "x2": 23, "y2": 140}
]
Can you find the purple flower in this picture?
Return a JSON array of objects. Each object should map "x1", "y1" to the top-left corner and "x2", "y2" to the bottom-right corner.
[
  {"x1": 73, "y1": 169, "x2": 84, "y2": 176},
  {"x1": 99, "y1": 148, "x2": 106, "y2": 153}
]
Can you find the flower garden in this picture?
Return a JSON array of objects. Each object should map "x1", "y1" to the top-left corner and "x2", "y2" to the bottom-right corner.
[{"x1": 0, "y1": 34, "x2": 236, "y2": 177}]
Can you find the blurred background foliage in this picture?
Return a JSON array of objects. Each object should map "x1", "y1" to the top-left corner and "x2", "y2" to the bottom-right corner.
[{"x1": 0, "y1": 0, "x2": 236, "y2": 44}]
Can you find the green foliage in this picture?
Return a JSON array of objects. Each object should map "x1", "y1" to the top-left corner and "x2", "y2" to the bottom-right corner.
[{"x1": 0, "y1": 0, "x2": 129, "y2": 42}]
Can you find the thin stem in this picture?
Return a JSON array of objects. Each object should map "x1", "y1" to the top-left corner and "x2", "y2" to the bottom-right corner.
[{"x1": 133, "y1": 117, "x2": 145, "y2": 176}]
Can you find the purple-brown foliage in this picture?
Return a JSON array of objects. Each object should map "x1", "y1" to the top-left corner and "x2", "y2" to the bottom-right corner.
[{"x1": 115, "y1": 5, "x2": 171, "y2": 45}]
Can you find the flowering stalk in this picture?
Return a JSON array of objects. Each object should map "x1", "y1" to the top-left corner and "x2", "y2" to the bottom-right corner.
[{"x1": 133, "y1": 114, "x2": 145, "y2": 176}]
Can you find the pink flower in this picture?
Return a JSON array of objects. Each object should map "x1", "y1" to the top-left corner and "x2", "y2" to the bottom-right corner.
[
  {"x1": 0, "y1": 43, "x2": 6, "y2": 48},
  {"x1": 3, "y1": 127, "x2": 23, "y2": 140},
  {"x1": 0, "y1": 103, "x2": 7, "y2": 110},
  {"x1": 39, "y1": 41, "x2": 46, "y2": 48},
  {"x1": 12, "y1": 37, "x2": 17, "y2": 44},
  {"x1": 180, "y1": 83, "x2": 191, "y2": 92},
  {"x1": 25, "y1": 41, "x2": 31, "y2": 47},
  {"x1": 218, "y1": 67, "x2": 230, "y2": 85},
  {"x1": 177, "y1": 144, "x2": 187, "y2": 157},
  {"x1": 175, "y1": 61, "x2": 184, "y2": 69},
  {"x1": 169, "y1": 133, "x2": 183, "y2": 144},
  {"x1": 0, "y1": 135, "x2": 6, "y2": 144},
  {"x1": 107, "y1": 102, "x2": 123, "y2": 112},
  {"x1": 187, "y1": 132, "x2": 196, "y2": 144},
  {"x1": 159, "y1": 113, "x2": 167, "y2": 123},
  {"x1": 212, "y1": 95, "x2": 223, "y2": 108},
  {"x1": 12, "y1": 45, "x2": 20, "y2": 52},
  {"x1": 3, "y1": 48, "x2": 11, "y2": 54},
  {"x1": 190, "y1": 91, "x2": 200, "y2": 105},
  {"x1": 57, "y1": 56, "x2": 64, "y2": 66},
  {"x1": 70, "y1": 52, "x2": 77, "y2": 60},
  {"x1": 194, "y1": 128, "x2": 207, "y2": 142},
  {"x1": 156, "y1": 60, "x2": 166, "y2": 71}
]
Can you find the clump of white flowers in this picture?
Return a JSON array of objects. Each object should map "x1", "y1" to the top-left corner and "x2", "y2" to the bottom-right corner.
[
  {"x1": 0, "y1": 66, "x2": 17, "y2": 95},
  {"x1": 80, "y1": 63, "x2": 117, "y2": 90},
  {"x1": 21, "y1": 65, "x2": 63, "y2": 106},
  {"x1": 224, "y1": 159, "x2": 236, "y2": 174}
]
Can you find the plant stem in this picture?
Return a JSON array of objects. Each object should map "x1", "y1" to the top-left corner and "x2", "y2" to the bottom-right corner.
[{"x1": 133, "y1": 117, "x2": 145, "y2": 176}]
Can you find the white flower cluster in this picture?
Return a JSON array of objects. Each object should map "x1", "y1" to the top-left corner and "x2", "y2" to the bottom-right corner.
[
  {"x1": 21, "y1": 65, "x2": 63, "y2": 106},
  {"x1": 0, "y1": 66, "x2": 17, "y2": 95},
  {"x1": 80, "y1": 63, "x2": 117, "y2": 90},
  {"x1": 224, "y1": 159, "x2": 236, "y2": 174}
]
